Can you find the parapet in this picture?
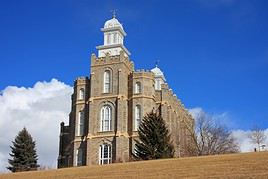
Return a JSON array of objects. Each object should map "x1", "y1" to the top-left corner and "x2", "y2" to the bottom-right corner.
[
  {"x1": 74, "y1": 76, "x2": 89, "y2": 86},
  {"x1": 90, "y1": 51, "x2": 134, "y2": 71},
  {"x1": 133, "y1": 70, "x2": 154, "y2": 79}
]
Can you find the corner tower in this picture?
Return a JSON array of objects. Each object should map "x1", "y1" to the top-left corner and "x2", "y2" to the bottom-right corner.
[{"x1": 96, "y1": 14, "x2": 130, "y2": 58}]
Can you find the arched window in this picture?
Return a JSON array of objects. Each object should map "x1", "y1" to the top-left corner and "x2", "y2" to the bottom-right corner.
[
  {"x1": 103, "y1": 70, "x2": 111, "y2": 93},
  {"x1": 79, "y1": 88, "x2": 85, "y2": 100},
  {"x1": 76, "y1": 148, "x2": 83, "y2": 166},
  {"x1": 135, "y1": 105, "x2": 141, "y2": 130},
  {"x1": 135, "y1": 82, "x2": 141, "y2": 94},
  {"x1": 99, "y1": 144, "x2": 111, "y2": 165},
  {"x1": 77, "y1": 111, "x2": 84, "y2": 136},
  {"x1": 100, "y1": 105, "x2": 112, "y2": 131}
]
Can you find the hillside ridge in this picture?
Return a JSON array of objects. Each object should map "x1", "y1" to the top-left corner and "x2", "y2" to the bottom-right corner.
[{"x1": 1, "y1": 152, "x2": 268, "y2": 179}]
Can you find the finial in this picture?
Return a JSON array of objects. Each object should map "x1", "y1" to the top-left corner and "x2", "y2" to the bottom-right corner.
[
  {"x1": 155, "y1": 60, "x2": 160, "y2": 67},
  {"x1": 111, "y1": 9, "x2": 117, "y2": 18}
]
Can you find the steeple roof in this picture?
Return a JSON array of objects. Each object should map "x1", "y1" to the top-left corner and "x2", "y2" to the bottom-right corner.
[
  {"x1": 104, "y1": 17, "x2": 124, "y2": 30},
  {"x1": 151, "y1": 66, "x2": 166, "y2": 81}
]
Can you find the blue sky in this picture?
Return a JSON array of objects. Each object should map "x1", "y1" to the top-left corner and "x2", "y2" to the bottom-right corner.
[{"x1": 0, "y1": 0, "x2": 268, "y2": 130}]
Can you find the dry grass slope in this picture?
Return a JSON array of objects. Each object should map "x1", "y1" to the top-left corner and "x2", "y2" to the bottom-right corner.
[{"x1": 1, "y1": 152, "x2": 268, "y2": 179}]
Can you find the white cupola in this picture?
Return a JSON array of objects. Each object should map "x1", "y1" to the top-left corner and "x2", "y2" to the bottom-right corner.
[
  {"x1": 151, "y1": 65, "x2": 166, "y2": 90},
  {"x1": 96, "y1": 14, "x2": 130, "y2": 58}
]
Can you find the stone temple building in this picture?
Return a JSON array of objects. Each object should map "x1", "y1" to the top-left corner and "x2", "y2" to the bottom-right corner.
[{"x1": 58, "y1": 15, "x2": 194, "y2": 168}]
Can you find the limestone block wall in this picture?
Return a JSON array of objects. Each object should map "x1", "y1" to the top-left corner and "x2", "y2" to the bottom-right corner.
[
  {"x1": 58, "y1": 53, "x2": 195, "y2": 168},
  {"x1": 70, "y1": 77, "x2": 90, "y2": 166},
  {"x1": 158, "y1": 82, "x2": 194, "y2": 157}
]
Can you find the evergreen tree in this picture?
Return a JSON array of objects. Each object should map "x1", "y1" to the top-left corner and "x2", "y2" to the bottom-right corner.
[
  {"x1": 133, "y1": 111, "x2": 174, "y2": 160},
  {"x1": 7, "y1": 127, "x2": 39, "y2": 172}
]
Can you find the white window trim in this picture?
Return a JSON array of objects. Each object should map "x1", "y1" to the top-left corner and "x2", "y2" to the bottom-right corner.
[
  {"x1": 99, "y1": 144, "x2": 112, "y2": 165},
  {"x1": 107, "y1": 33, "x2": 111, "y2": 45},
  {"x1": 135, "y1": 105, "x2": 141, "y2": 131},
  {"x1": 76, "y1": 148, "x2": 83, "y2": 166},
  {"x1": 79, "y1": 88, "x2": 85, "y2": 100},
  {"x1": 135, "y1": 82, "x2": 141, "y2": 94},
  {"x1": 77, "y1": 111, "x2": 84, "y2": 136},
  {"x1": 103, "y1": 71, "x2": 111, "y2": 93},
  {"x1": 100, "y1": 105, "x2": 112, "y2": 132},
  {"x1": 113, "y1": 33, "x2": 117, "y2": 44}
]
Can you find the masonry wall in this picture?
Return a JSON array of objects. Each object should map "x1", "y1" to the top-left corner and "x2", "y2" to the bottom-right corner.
[{"x1": 58, "y1": 53, "x2": 194, "y2": 168}]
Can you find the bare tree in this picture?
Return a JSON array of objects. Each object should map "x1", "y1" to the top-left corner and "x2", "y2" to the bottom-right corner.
[
  {"x1": 248, "y1": 126, "x2": 266, "y2": 151},
  {"x1": 185, "y1": 112, "x2": 239, "y2": 156}
]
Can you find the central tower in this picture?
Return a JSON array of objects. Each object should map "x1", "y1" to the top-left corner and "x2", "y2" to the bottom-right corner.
[{"x1": 96, "y1": 15, "x2": 130, "y2": 58}]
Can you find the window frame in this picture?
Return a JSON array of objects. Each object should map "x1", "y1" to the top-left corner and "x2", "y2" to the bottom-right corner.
[
  {"x1": 77, "y1": 111, "x2": 84, "y2": 136},
  {"x1": 100, "y1": 105, "x2": 112, "y2": 132},
  {"x1": 79, "y1": 88, "x2": 85, "y2": 100},
  {"x1": 76, "y1": 148, "x2": 83, "y2": 166},
  {"x1": 107, "y1": 33, "x2": 111, "y2": 44},
  {"x1": 99, "y1": 144, "x2": 112, "y2": 165},
  {"x1": 103, "y1": 70, "x2": 111, "y2": 93},
  {"x1": 135, "y1": 82, "x2": 141, "y2": 94},
  {"x1": 135, "y1": 105, "x2": 141, "y2": 131},
  {"x1": 113, "y1": 33, "x2": 117, "y2": 44}
]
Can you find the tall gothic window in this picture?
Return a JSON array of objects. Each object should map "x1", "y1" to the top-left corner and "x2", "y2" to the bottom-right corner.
[
  {"x1": 135, "y1": 82, "x2": 141, "y2": 94},
  {"x1": 103, "y1": 70, "x2": 111, "y2": 93},
  {"x1": 100, "y1": 105, "x2": 112, "y2": 131},
  {"x1": 99, "y1": 144, "x2": 111, "y2": 165},
  {"x1": 76, "y1": 148, "x2": 83, "y2": 166},
  {"x1": 77, "y1": 111, "x2": 84, "y2": 136},
  {"x1": 79, "y1": 88, "x2": 85, "y2": 100},
  {"x1": 135, "y1": 105, "x2": 141, "y2": 131}
]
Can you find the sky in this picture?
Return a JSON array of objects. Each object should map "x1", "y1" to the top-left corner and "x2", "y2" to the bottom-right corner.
[{"x1": 0, "y1": 0, "x2": 268, "y2": 172}]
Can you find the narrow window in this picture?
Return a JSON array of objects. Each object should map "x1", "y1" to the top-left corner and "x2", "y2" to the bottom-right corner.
[
  {"x1": 135, "y1": 82, "x2": 141, "y2": 94},
  {"x1": 113, "y1": 33, "x2": 117, "y2": 44},
  {"x1": 77, "y1": 111, "x2": 84, "y2": 136},
  {"x1": 103, "y1": 70, "x2": 111, "y2": 93},
  {"x1": 155, "y1": 79, "x2": 162, "y2": 90},
  {"x1": 100, "y1": 105, "x2": 112, "y2": 131},
  {"x1": 79, "y1": 88, "x2": 85, "y2": 100},
  {"x1": 76, "y1": 148, "x2": 83, "y2": 166},
  {"x1": 107, "y1": 34, "x2": 111, "y2": 44},
  {"x1": 135, "y1": 105, "x2": 141, "y2": 130},
  {"x1": 99, "y1": 144, "x2": 111, "y2": 165},
  {"x1": 119, "y1": 35, "x2": 122, "y2": 44}
]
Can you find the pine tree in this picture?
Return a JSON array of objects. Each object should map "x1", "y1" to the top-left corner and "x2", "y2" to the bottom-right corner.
[
  {"x1": 133, "y1": 111, "x2": 174, "y2": 160},
  {"x1": 7, "y1": 127, "x2": 39, "y2": 172}
]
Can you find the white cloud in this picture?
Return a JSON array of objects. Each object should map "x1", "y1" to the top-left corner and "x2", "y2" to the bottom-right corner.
[
  {"x1": 0, "y1": 79, "x2": 72, "y2": 172},
  {"x1": 189, "y1": 107, "x2": 268, "y2": 152},
  {"x1": 232, "y1": 129, "x2": 268, "y2": 152},
  {"x1": 188, "y1": 107, "x2": 205, "y2": 120},
  {"x1": 189, "y1": 107, "x2": 233, "y2": 127}
]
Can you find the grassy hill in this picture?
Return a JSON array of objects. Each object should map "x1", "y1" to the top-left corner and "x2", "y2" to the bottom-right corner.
[{"x1": 1, "y1": 152, "x2": 268, "y2": 179}]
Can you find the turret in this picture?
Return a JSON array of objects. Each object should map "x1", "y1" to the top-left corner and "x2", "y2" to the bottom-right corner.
[{"x1": 96, "y1": 14, "x2": 130, "y2": 57}]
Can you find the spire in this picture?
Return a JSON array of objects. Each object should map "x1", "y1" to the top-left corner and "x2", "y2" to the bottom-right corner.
[
  {"x1": 151, "y1": 62, "x2": 166, "y2": 82},
  {"x1": 111, "y1": 9, "x2": 117, "y2": 18},
  {"x1": 155, "y1": 60, "x2": 160, "y2": 67}
]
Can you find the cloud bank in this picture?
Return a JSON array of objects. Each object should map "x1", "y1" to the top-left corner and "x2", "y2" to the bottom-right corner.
[
  {"x1": 0, "y1": 79, "x2": 72, "y2": 172},
  {"x1": 189, "y1": 107, "x2": 268, "y2": 152}
]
